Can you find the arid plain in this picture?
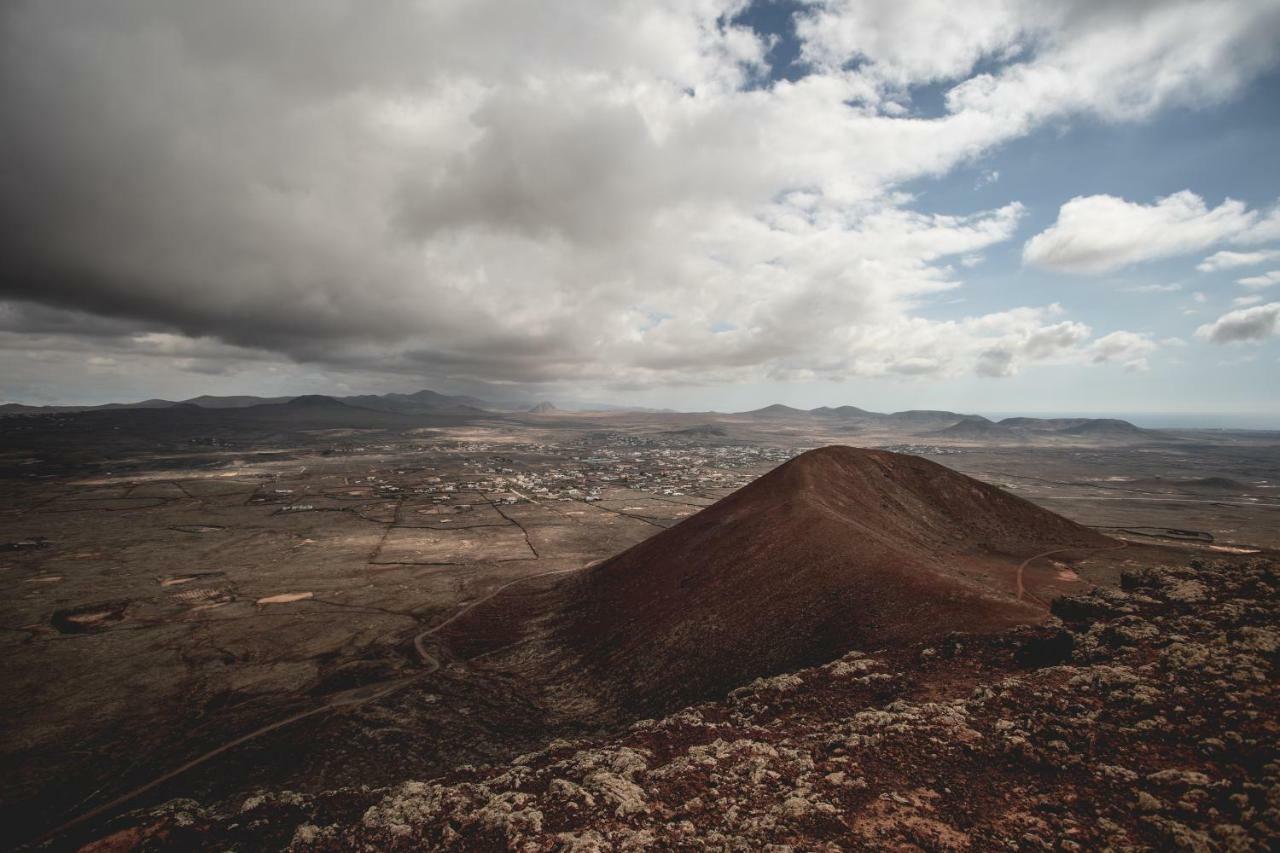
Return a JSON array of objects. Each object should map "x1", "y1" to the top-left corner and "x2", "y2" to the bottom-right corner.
[{"x1": 1, "y1": 399, "x2": 1277, "y2": 846}]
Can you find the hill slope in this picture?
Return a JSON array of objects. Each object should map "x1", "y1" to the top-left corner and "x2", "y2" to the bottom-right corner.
[{"x1": 504, "y1": 446, "x2": 1112, "y2": 713}]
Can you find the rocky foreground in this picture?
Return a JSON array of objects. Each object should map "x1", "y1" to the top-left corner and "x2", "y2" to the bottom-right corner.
[{"x1": 85, "y1": 559, "x2": 1278, "y2": 851}]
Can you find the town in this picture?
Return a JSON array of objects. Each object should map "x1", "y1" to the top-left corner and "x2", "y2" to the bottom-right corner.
[{"x1": 253, "y1": 433, "x2": 810, "y2": 512}]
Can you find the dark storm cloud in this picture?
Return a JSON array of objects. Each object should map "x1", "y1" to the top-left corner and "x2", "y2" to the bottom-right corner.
[{"x1": 0, "y1": 301, "x2": 159, "y2": 339}]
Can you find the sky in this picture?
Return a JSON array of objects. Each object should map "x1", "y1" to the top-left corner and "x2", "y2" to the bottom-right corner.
[{"x1": 2, "y1": 0, "x2": 1279, "y2": 423}]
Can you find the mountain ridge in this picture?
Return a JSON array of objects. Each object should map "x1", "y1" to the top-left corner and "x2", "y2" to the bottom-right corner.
[{"x1": 0, "y1": 393, "x2": 1162, "y2": 437}]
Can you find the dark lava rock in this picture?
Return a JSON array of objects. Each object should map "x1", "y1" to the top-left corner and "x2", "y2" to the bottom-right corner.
[{"x1": 1012, "y1": 627, "x2": 1075, "y2": 668}]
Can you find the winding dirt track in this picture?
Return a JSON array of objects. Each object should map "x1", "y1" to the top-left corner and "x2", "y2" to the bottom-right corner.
[
  {"x1": 1015, "y1": 540, "x2": 1129, "y2": 608},
  {"x1": 412, "y1": 565, "x2": 583, "y2": 667},
  {"x1": 29, "y1": 674, "x2": 423, "y2": 846}
]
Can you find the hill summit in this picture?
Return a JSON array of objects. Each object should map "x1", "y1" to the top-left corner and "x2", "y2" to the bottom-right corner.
[{"x1": 282, "y1": 394, "x2": 347, "y2": 408}]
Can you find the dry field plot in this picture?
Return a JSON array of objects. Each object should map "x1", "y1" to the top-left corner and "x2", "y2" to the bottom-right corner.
[
  {"x1": 498, "y1": 501, "x2": 658, "y2": 561},
  {"x1": 398, "y1": 497, "x2": 510, "y2": 529},
  {"x1": 374, "y1": 524, "x2": 534, "y2": 564},
  {"x1": 594, "y1": 496, "x2": 702, "y2": 524}
]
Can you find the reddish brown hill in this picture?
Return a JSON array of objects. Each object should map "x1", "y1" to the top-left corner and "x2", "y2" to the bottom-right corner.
[{"x1": 536, "y1": 446, "x2": 1113, "y2": 712}]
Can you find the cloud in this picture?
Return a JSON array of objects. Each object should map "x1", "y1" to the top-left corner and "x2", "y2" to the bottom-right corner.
[
  {"x1": 798, "y1": 0, "x2": 1031, "y2": 86},
  {"x1": 799, "y1": 0, "x2": 1280, "y2": 177},
  {"x1": 1129, "y1": 283, "x2": 1182, "y2": 293},
  {"x1": 1, "y1": 0, "x2": 1277, "y2": 399},
  {"x1": 1197, "y1": 249, "x2": 1280, "y2": 272},
  {"x1": 799, "y1": 0, "x2": 1280, "y2": 119},
  {"x1": 1195, "y1": 302, "x2": 1280, "y2": 343},
  {"x1": 1235, "y1": 207, "x2": 1280, "y2": 245},
  {"x1": 975, "y1": 347, "x2": 1015, "y2": 377},
  {"x1": 1237, "y1": 270, "x2": 1280, "y2": 289},
  {"x1": 1022, "y1": 191, "x2": 1259, "y2": 273},
  {"x1": 1089, "y1": 330, "x2": 1158, "y2": 371}
]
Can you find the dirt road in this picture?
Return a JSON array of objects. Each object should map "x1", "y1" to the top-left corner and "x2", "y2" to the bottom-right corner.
[{"x1": 1015, "y1": 540, "x2": 1128, "y2": 608}]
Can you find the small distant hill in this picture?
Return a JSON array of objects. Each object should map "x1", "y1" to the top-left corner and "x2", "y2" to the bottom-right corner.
[
  {"x1": 1129, "y1": 476, "x2": 1244, "y2": 493},
  {"x1": 224, "y1": 395, "x2": 432, "y2": 428},
  {"x1": 283, "y1": 394, "x2": 348, "y2": 408},
  {"x1": 880, "y1": 410, "x2": 977, "y2": 431},
  {"x1": 1060, "y1": 418, "x2": 1146, "y2": 437},
  {"x1": 96, "y1": 398, "x2": 175, "y2": 410},
  {"x1": 1178, "y1": 476, "x2": 1245, "y2": 490},
  {"x1": 997, "y1": 416, "x2": 1092, "y2": 431},
  {"x1": 739, "y1": 404, "x2": 811, "y2": 418},
  {"x1": 986, "y1": 416, "x2": 1166, "y2": 442},
  {"x1": 930, "y1": 417, "x2": 1023, "y2": 441},
  {"x1": 528, "y1": 401, "x2": 560, "y2": 414},
  {"x1": 183, "y1": 395, "x2": 294, "y2": 408},
  {"x1": 811, "y1": 405, "x2": 874, "y2": 418},
  {"x1": 0, "y1": 403, "x2": 63, "y2": 415}
]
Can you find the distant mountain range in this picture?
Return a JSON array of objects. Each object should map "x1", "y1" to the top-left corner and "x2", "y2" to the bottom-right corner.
[
  {"x1": 0, "y1": 389, "x2": 1152, "y2": 436},
  {"x1": 0, "y1": 388, "x2": 527, "y2": 416},
  {"x1": 0, "y1": 388, "x2": 688, "y2": 417},
  {"x1": 730, "y1": 404, "x2": 1151, "y2": 437}
]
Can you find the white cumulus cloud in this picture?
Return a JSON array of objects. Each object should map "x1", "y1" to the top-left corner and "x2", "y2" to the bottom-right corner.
[
  {"x1": 1195, "y1": 303, "x2": 1280, "y2": 343},
  {"x1": 1237, "y1": 270, "x2": 1280, "y2": 289},
  {"x1": 1089, "y1": 330, "x2": 1158, "y2": 372},
  {"x1": 1023, "y1": 191, "x2": 1259, "y2": 274},
  {"x1": 1197, "y1": 249, "x2": 1280, "y2": 272}
]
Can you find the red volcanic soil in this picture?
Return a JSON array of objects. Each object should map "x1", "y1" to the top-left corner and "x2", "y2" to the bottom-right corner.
[{"x1": 542, "y1": 446, "x2": 1113, "y2": 711}]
